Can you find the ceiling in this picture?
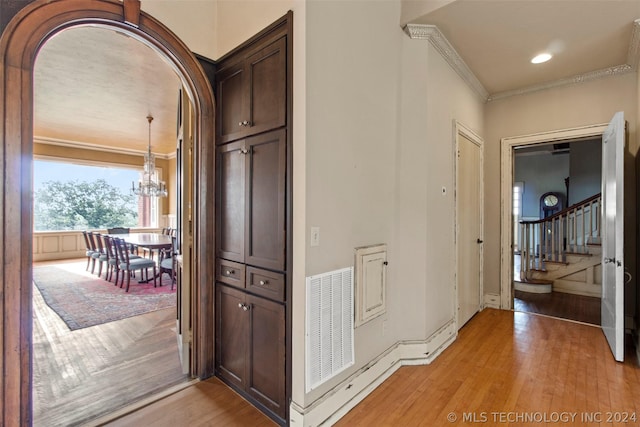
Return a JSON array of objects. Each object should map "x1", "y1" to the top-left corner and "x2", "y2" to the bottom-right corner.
[
  {"x1": 408, "y1": 0, "x2": 640, "y2": 97},
  {"x1": 33, "y1": 2, "x2": 640, "y2": 155},
  {"x1": 35, "y1": 26, "x2": 181, "y2": 157}
]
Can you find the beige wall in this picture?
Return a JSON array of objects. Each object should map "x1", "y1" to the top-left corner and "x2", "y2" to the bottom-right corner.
[
  {"x1": 484, "y1": 74, "x2": 638, "y2": 316},
  {"x1": 300, "y1": 0, "x2": 402, "y2": 406},
  {"x1": 297, "y1": 0, "x2": 485, "y2": 409},
  {"x1": 215, "y1": 0, "x2": 297, "y2": 58},
  {"x1": 141, "y1": 0, "x2": 217, "y2": 59},
  {"x1": 400, "y1": 0, "x2": 455, "y2": 25}
]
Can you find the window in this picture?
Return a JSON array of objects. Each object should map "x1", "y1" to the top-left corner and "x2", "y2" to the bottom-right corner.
[{"x1": 33, "y1": 158, "x2": 160, "y2": 231}]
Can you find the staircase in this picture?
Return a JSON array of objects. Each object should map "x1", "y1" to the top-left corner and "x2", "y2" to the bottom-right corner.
[{"x1": 517, "y1": 194, "x2": 602, "y2": 297}]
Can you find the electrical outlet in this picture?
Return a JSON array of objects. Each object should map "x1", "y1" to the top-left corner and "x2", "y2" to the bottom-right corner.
[{"x1": 310, "y1": 227, "x2": 320, "y2": 247}]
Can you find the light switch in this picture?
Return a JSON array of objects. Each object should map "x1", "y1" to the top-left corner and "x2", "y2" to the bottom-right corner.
[{"x1": 311, "y1": 227, "x2": 320, "y2": 247}]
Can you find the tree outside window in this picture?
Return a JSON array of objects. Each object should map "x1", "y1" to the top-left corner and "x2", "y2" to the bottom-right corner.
[{"x1": 33, "y1": 159, "x2": 157, "y2": 231}]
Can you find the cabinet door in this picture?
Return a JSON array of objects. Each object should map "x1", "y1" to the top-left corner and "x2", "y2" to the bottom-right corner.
[
  {"x1": 216, "y1": 284, "x2": 248, "y2": 389},
  {"x1": 246, "y1": 36, "x2": 286, "y2": 137},
  {"x1": 245, "y1": 129, "x2": 286, "y2": 271},
  {"x1": 216, "y1": 36, "x2": 286, "y2": 145},
  {"x1": 216, "y1": 141, "x2": 246, "y2": 263},
  {"x1": 216, "y1": 61, "x2": 247, "y2": 144},
  {"x1": 246, "y1": 294, "x2": 285, "y2": 418}
]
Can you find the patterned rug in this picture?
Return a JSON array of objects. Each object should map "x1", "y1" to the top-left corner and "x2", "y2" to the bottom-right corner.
[{"x1": 33, "y1": 261, "x2": 176, "y2": 330}]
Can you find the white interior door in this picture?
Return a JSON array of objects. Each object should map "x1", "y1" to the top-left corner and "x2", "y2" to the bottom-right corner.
[
  {"x1": 601, "y1": 111, "x2": 625, "y2": 362},
  {"x1": 457, "y1": 132, "x2": 482, "y2": 328}
]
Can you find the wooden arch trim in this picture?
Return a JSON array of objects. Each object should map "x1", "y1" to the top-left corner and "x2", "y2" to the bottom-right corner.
[{"x1": 0, "y1": 1, "x2": 215, "y2": 425}]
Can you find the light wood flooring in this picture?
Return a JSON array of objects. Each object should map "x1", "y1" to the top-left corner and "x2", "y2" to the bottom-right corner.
[
  {"x1": 32, "y1": 259, "x2": 188, "y2": 427},
  {"x1": 110, "y1": 308, "x2": 640, "y2": 426}
]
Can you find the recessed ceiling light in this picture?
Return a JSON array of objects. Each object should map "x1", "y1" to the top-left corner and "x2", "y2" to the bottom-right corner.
[{"x1": 531, "y1": 53, "x2": 552, "y2": 64}]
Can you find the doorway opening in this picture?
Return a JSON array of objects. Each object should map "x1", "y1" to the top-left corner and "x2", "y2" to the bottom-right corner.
[
  {"x1": 0, "y1": 1, "x2": 216, "y2": 424},
  {"x1": 31, "y1": 24, "x2": 194, "y2": 425},
  {"x1": 511, "y1": 138, "x2": 602, "y2": 325}
]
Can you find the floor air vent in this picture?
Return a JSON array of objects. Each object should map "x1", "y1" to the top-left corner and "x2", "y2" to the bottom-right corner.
[{"x1": 305, "y1": 267, "x2": 354, "y2": 392}]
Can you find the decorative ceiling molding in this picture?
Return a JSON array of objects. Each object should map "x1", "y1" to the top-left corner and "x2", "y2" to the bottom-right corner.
[
  {"x1": 404, "y1": 24, "x2": 489, "y2": 101},
  {"x1": 34, "y1": 136, "x2": 174, "y2": 160},
  {"x1": 488, "y1": 64, "x2": 634, "y2": 102},
  {"x1": 627, "y1": 19, "x2": 640, "y2": 70},
  {"x1": 405, "y1": 21, "x2": 640, "y2": 103}
]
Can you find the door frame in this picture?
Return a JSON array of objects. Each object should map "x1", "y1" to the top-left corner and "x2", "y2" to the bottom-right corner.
[
  {"x1": 499, "y1": 123, "x2": 607, "y2": 309},
  {"x1": 0, "y1": 1, "x2": 215, "y2": 424},
  {"x1": 453, "y1": 120, "x2": 484, "y2": 329}
]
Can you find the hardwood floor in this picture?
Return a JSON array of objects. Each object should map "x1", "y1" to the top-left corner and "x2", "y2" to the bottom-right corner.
[
  {"x1": 32, "y1": 259, "x2": 188, "y2": 426},
  {"x1": 337, "y1": 309, "x2": 639, "y2": 426},
  {"x1": 106, "y1": 378, "x2": 276, "y2": 427},
  {"x1": 110, "y1": 309, "x2": 640, "y2": 427},
  {"x1": 514, "y1": 290, "x2": 601, "y2": 325}
]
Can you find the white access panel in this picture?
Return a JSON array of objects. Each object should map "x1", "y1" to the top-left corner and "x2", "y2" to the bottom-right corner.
[{"x1": 354, "y1": 244, "x2": 387, "y2": 327}]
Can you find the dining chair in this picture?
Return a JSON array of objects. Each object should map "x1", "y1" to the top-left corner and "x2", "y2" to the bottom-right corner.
[
  {"x1": 90, "y1": 232, "x2": 108, "y2": 278},
  {"x1": 159, "y1": 236, "x2": 177, "y2": 290},
  {"x1": 114, "y1": 237, "x2": 157, "y2": 291},
  {"x1": 81, "y1": 231, "x2": 95, "y2": 271}
]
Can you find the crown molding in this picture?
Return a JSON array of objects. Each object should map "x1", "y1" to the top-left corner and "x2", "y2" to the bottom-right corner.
[
  {"x1": 34, "y1": 136, "x2": 173, "y2": 160},
  {"x1": 627, "y1": 19, "x2": 640, "y2": 70},
  {"x1": 488, "y1": 64, "x2": 634, "y2": 101},
  {"x1": 404, "y1": 24, "x2": 489, "y2": 101}
]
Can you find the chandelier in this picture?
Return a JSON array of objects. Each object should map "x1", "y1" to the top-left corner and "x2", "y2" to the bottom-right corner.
[{"x1": 131, "y1": 115, "x2": 168, "y2": 198}]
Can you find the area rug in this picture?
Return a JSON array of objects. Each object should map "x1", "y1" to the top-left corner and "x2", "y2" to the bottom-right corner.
[{"x1": 33, "y1": 262, "x2": 176, "y2": 330}]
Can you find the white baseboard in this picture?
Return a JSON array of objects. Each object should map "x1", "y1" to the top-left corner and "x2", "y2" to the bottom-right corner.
[
  {"x1": 290, "y1": 319, "x2": 457, "y2": 427},
  {"x1": 483, "y1": 293, "x2": 500, "y2": 309}
]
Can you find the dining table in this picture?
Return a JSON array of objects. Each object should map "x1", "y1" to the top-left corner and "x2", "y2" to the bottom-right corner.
[{"x1": 110, "y1": 232, "x2": 173, "y2": 251}]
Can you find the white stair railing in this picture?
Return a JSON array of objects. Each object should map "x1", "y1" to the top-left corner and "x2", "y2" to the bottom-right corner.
[{"x1": 519, "y1": 194, "x2": 601, "y2": 281}]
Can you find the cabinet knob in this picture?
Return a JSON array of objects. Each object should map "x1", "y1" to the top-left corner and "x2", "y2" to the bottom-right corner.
[
  {"x1": 259, "y1": 280, "x2": 268, "y2": 286},
  {"x1": 242, "y1": 304, "x2": 250, "y2": 311},
  {"x1": 225, "y1": 269, "x2": 234, "y2": 275},
  {"x1": 238, "y1": 120, "x2": 251, "y2": 127},
  {"x1": 238, "y1": 303, "x2": 243, "y2": 309},
  {"x1": 239, "y1": 148, "x2": 248, "y2": 155}
]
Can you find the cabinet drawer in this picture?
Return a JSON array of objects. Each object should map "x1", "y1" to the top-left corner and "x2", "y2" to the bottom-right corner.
[
  {"x1": 217, "y1": 259, "x2": 245, "y2": 288},
  {"x1": 246, "y1": 267, "x2": 284, "y2": 301}
]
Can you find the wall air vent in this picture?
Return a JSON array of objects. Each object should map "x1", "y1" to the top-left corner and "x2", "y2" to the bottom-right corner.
[{"x1": 305, "y1": 267, "x2": 354, "y2": 393}]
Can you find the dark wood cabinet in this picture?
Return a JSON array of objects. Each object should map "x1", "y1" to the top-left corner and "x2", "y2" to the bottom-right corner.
[
  {"x1": 216, "y1": 34, "x2": 286, "y2": 145},
  {"x1": 216, "y1": 129, "x2": 286, "y2": 271},
  {"x1": 215, "y1": 12, "x2": 291, "y2": 426},
  {"x1": 216, "y1": 284, "x2": 286, "y2": 418},
  {"x1": 246, "y1": 293, "x2": 285, "y2": 417},
  {"x1": 216, "y1": 284, "x2": 248, "y2": 390},
  {"x1": 216, "y1": 140, "x2": 245, "y2": 263}
]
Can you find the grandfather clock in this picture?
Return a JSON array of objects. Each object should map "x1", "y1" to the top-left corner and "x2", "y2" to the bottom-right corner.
[{"x1": 540, "y1": 192, "x2": 564, "y2": 218}]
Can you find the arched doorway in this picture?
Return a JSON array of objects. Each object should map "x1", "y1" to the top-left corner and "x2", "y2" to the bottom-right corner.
[{"x1": 0, "y1": 1, "x2": 215, "y2": 424}]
